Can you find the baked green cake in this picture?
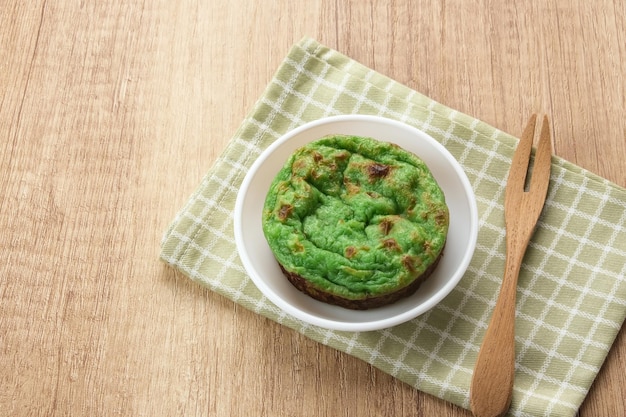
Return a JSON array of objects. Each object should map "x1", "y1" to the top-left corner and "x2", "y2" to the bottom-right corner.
[{"x1": 262, "y1": 134, "x2": 449, "y2": 310}]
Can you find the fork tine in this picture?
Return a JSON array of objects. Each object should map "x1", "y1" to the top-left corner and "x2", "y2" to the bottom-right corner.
[
  {"x1": 508, "y1": 113, "x2": 537, "y2": 191},
  {"x1": 529, "y1": 115, "x2": 553, "y2": 197}
]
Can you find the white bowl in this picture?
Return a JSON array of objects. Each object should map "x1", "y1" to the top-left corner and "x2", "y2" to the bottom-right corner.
[{"x1": 234, "y1": 115, "x2": 478, "y2": 332}]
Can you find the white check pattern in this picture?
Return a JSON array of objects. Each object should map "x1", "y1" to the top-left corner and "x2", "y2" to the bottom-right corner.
[{"x1": 161, "y1": 38, "x2": 626, "y2": 417}]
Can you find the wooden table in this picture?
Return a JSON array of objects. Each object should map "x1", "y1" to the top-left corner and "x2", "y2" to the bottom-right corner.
[{"x1": 2, "y1": 1, "x2": 625, "y2": 416}]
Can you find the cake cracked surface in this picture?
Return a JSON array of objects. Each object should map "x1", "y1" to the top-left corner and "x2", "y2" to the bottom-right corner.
[{"x1": 262, "y1": 134, "x2": 449, "y2": 309}]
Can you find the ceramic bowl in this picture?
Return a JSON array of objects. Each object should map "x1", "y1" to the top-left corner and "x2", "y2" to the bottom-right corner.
[{"x1": 234, "y1": 115, "x2": 478, "y2": 331}]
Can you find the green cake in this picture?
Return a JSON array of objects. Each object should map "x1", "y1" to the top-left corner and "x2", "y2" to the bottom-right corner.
[{"x1": 262, "y1": 134, "x2": 449, "y2": 310}]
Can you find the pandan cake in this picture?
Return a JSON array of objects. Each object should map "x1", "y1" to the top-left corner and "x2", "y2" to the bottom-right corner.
[{"x1": 261, "y1": 134, "x2": 449, "y2": 310}]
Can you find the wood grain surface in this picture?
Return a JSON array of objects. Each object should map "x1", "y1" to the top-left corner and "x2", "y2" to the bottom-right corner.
[{"x1": 1, "y1": 1, "x2": 624, "y2": 416}]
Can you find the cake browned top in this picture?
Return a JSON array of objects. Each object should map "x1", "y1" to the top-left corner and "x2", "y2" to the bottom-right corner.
[{"x1": 262, "y1": 134, "x2": 449, "y2": 301}]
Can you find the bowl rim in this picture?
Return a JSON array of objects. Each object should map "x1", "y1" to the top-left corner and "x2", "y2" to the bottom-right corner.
[{"x1": 234, "y1": 115, "x2": 478, "y2": 331}]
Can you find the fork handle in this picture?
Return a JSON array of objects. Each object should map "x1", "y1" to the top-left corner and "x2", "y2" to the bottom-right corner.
[{"x1": 470, "y1": 242, "x2": 526, "y2": 417}]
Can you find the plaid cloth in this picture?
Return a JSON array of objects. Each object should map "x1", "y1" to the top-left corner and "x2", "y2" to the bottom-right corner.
[{"x1": 160, "y1": 37, "x2": 626, "y2": 417}]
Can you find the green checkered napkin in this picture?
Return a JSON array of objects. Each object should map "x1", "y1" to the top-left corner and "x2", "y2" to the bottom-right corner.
[{"x1": 161, "y1": 37, "x2": 626, "y2": 417}]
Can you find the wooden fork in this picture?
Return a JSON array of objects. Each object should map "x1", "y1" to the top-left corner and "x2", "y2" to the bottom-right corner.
[{"x1": 469, "y1": 114, "x2": 552, "y2": 417}]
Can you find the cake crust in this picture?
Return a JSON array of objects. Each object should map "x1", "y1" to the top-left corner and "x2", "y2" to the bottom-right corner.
[{"x1": 279, "y1": 252, "x2": 444, "y2": 309}]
